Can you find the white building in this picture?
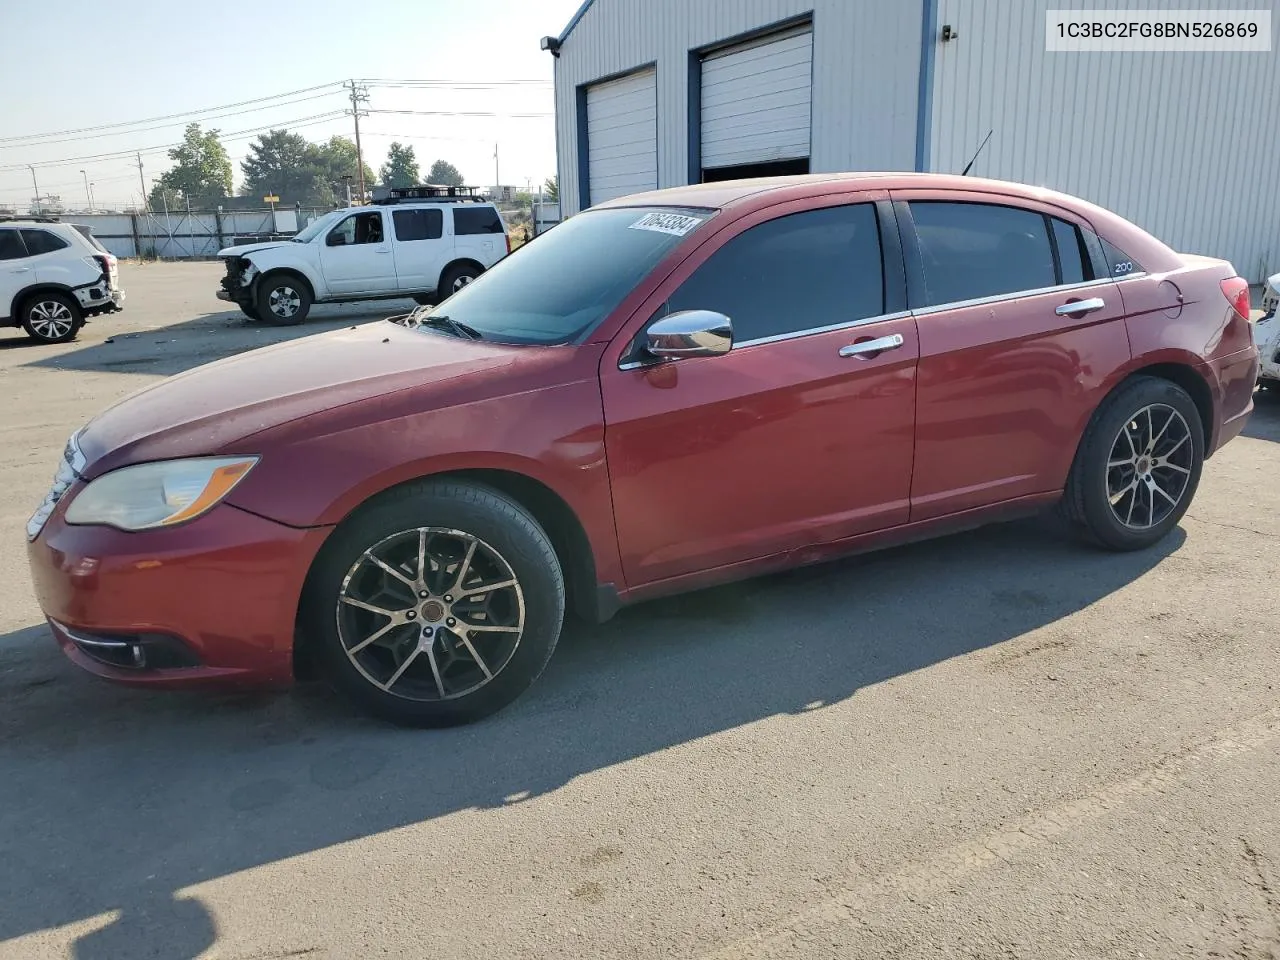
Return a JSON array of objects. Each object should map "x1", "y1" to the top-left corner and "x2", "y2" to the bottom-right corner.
[{"x1": 544, "y1": 0, "x2": 1279, "y2": 281}]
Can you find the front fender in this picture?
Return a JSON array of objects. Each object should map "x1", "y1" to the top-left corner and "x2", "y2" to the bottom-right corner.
[{"x1": 243, "y1": 251, "x2": 322, "y2": 299}]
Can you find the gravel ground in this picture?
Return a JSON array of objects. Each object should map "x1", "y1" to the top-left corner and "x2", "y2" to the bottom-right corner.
[{"x1": 0, "y1": 262, "x2": 1277, "y2": 960}]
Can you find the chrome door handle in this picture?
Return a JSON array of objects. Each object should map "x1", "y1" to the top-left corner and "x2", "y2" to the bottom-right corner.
[
  {"x1": 839, "y1": 333, "x2": 904, "y2": 358},
  {"x1": 1055, "y1": 297, "x2": 1105, "y2": 316}
]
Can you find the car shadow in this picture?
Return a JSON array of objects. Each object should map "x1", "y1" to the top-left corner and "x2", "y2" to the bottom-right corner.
[
  {"x1": 1243, "y1": 387, "x2": 1280, "y2": 442},
  {"x1": 0, "y1": 516, "x2": 1183, "y2": 957},
  {"x1": 16, "y1": 299, "x2": 418, "y2": 378}
]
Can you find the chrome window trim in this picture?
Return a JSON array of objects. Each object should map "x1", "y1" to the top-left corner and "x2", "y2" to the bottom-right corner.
[
  {"x1": 911, "y1": 274, "x2": 1145, "y2": 317},
  {"x1": 617, "y1": 310, "x2": 911, "y2": 370}
]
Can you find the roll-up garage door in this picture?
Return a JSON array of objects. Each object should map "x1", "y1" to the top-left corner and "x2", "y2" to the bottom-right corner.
[
  {"x1": 700, "y1": 25, "x2": 813, "y2": 171},
  {"x1": 586, "y1": 68, "x2": 658, "y2": 205}
]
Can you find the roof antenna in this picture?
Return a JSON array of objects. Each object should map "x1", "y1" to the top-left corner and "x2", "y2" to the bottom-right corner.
[{"x1": 960, "y1": 129, "x2": 993, "y2": 176}]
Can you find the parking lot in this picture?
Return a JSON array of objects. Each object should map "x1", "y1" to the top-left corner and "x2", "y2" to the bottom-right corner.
[{"x1": 1, "y1": 261, "x2": 1278, "y2": 959}]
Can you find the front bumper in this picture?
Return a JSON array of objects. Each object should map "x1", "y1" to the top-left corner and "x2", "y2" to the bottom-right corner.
[{"x1": 27, "y1": 502, "x2": 331, "y2": 688}]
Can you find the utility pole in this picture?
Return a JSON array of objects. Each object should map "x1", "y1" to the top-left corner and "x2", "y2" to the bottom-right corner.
[
  {"x1": 89, "y1": 182, "x2": 96, "y2": 212},
  {"x1": 136, "y1": 153, "x2": 148, "y2": 211},
  {"x1": 494, "y1": 142, "x2": 499, "y2": 192},
  {"x1": 29, "y1": 166, "x2": 40, "y2": 215},
  {"x1": 80, "y1": 170, "x2": 91, "y2": 212},
  {"x1": 345, "y1": 80, "x2": 370, "y2": 202}
]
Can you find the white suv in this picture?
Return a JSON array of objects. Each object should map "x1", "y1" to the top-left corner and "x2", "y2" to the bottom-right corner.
[
  {"x1": 0, "y1": 219, "x2": 123, "y2": 343},
  {"x1": 215, "y1": 186, "x2": 510, "y2": 325}
]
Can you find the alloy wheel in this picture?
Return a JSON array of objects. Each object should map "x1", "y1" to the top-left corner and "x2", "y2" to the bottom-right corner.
[
  {"x1": 336, "y1": 527, "x2": 526, "y2": 701},
  {"x1": 29, "y1": 301, "x2": 75, "y2": 340},
  {"x1": 1106, "y1": 403, "x2": 1194, "y2": 529},
  {"x1": 452, "y1": 275, "x2": 473, "y2": 293},
  {"x1": 268, "y1": 285, "x2": 301, "y2": 318}
]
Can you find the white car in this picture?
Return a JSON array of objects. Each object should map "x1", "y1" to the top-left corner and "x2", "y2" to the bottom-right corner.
[
  {"x1": 216, "y1": 186, "x2": 510, "y2": 325},
  {"x1": 0, "y1": 219, "x2": 123, "y2": 343},
  {"x1": 1255, "y1": 270, "x2": 1280, "y2": 387}
]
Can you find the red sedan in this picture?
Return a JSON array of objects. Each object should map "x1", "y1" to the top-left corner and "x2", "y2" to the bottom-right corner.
[{"x1": 27, "y1": 174, "x2": 1259, "y2": 726}]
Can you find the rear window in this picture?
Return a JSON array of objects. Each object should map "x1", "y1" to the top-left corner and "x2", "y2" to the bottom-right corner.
[
  {"x1": 453, "y1": 206, "x2": 505, "y2": 235},
  {"x1": 0, "y1": 229, "x2": 26, "y2": 261},
  {"x1": 393, "y1": 209, "x2": 443, "y2": 242},
  {"x1": 1050, "y1": 217, "x2": 1092, "y2": 285},
  {"x1": 414, "y1": 206, "x2": 712, "y2": 344},
  {"x1": 20, "y1": 229, "x2": 69, "y2": 256}
]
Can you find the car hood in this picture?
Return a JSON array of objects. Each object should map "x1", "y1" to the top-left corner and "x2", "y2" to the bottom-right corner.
[
  {"x1": 76, "y1": 322, "x2": 570, "y2": 477},
  {"x1": 217, "y1": 241, "x2": 291, "y2": 258}
]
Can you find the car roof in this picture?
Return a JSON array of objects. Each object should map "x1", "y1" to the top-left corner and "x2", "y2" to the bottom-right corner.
[{"x1": 593, "y1": 172, "x2": 1085, "y2": 212}]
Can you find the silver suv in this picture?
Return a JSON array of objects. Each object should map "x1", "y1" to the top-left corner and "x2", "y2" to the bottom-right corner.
[{"x1": 0, "y1": 219, "x2": 124, "y2": 343}]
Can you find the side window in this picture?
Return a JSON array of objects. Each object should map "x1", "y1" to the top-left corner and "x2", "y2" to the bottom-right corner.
[
  {"x1": 1049, "y1": 217, "x2": 1092, "y2": 285},
  {"x1": 19, "y1": 229, "x2": 69, "y2": 256},
  {"x1": 909, "y1": 202, "x2": 1056, "y2": 306},
  {"x1": 0, "y1": 229, "x2": 27, "y2": 260},
  {"x1": 393, "y1": 209, "x2": 443, "y2": 242},
  {"x1": 665, "y1": 203, "x2": 885, "y2": 344},
  {"x1": 454, "y1": 206, "x2": 505, "y2": 235},
  {"x1": 1100, "y1": 237, "x2": 1143, "y2": 277},
  {"x1": 327, "y1": 212, "x2": 384, "y2": 246}
]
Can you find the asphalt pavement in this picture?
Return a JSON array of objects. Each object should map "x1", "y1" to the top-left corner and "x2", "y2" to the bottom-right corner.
[{"x1": 1, "y1": 262, "x2": 1277, "y2": 960}]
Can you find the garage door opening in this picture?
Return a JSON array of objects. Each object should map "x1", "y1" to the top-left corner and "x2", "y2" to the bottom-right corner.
[{"x1": 701, "y1": 157, "x2": 810, "y2": 183}]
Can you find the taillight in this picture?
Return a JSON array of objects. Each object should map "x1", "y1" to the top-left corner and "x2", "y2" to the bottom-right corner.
[
  {"x1": 504, "y1": 233, "x2": 511, "y2": 255},
  {"x1": 93, "y1": 255, "x2": 110, "y2": 277},
  {"x1": 1221, "y1": 276, "x2": 1250, "y2": 321}
]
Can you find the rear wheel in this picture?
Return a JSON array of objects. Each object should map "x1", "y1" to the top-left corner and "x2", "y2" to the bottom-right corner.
[
  {"x1": 302, "y1": 480, "x2": 565, "y2": 727},
  {"x1": 22, "y1": 293, "x2": 83, "y2": 344},
  {"x1": 256, "y1": 274, "x2": 311, "y2": 326},
  {"x1": 440, "y1": 263, "x2": 481, "y2": 299},
  {"x1": 1060, "y1": 376, "x2": 1203, "y2": 550}
]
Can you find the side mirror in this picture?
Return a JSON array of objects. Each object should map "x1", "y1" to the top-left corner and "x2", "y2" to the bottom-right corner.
[
  {"x1": 326, "y1": 232, "x2": 346, "y2": 247},
  {"x1": 646, "y1": 310, "x2": 732, "y2": 360}
]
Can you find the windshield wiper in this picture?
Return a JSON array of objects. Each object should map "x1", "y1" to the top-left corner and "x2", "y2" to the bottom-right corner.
[{"x1": 410, "y1": 312, "x2": 484, "y2": 341}]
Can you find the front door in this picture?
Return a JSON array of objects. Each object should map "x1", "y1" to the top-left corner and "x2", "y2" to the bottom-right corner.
[
  {"x1": 601, "y1": 198, "x2": 919, "y2": 587},
  {"x1": 319, "y1": 210, "x2": 396, "y2": 295},
  {"x1": 895, "y1": 193, "x2": 1129, "y2": 519}
]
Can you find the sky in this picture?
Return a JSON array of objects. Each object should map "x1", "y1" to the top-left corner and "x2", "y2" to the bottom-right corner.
[{"x1": 0, "y1": 0, "x2": 583, "y2": 211}]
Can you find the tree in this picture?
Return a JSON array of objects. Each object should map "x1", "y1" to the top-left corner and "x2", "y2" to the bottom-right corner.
[
  {"x1": 427, "y1": 159, "x2": 465, "y2": 187},
  {"x1": 241, "y1": 129, "x2": 325, "y2": 204},
  {"x1": 542, "y1": 176, "x2": 559, "y2": 202},
  {"x1": 379, "y1": 142, "x2": 420, "y2": 188},
  {"x1": 311, "y1": 135, "x2": 375, "y2": 202},
  {"x1": 151, "y1": 123, "x2": 232, "y2": 209}
]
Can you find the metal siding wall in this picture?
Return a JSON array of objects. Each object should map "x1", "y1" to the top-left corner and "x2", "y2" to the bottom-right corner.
[
  {"x1": 929, "y1": 0, "x2": 1280, "y2": 281},
  {"x1": 553, "y1": 0, "x2": 923, "y2": 216}
]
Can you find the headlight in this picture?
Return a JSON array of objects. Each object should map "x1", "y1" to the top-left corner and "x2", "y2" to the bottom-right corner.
[{"x1": 63, "y1": 457, "x2": 258, "y2": 531}]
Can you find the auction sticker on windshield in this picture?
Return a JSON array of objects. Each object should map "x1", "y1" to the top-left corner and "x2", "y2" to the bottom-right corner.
[{"x1": 629, "y1": 212, "x2": 704, "y2": 237}]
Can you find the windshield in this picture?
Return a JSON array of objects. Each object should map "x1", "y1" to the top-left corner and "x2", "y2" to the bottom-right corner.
[
  {"x1": 292, "y1": 210, "x2": 344, "y2": 243},
  {"x1": 416, "y1": 206, "x2": 713, "y2": 344}
]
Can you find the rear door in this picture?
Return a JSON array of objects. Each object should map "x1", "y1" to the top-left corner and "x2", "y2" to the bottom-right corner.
[
  {"x1": 0, "y1": 229, "x2": 31, "y2": 320},
  {"x1": 452, "y1": 205, "x2": 507, "y2": 271},
  {"x1": 893, "y1": 192, "x2": 1128, "y2": 520},
  {"x1": 390, "y1": 207, "x2": 447, "y2": 293},
  {"x1": 600, "y1": 195, "x2": 918, "y2": 586},
  {"x1": 318, "y1": 209, "x2": 396, "y2": 295}
]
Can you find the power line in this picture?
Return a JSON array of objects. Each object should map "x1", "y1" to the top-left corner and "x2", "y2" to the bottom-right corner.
[
  {"x1": 0, "y1": 112, "x2": 349, "y2": 172},
  {"x1": 365, "y1": 109, "x2": 552, "y2": 118},
  {"x1": 359, "y1": 78, "x2": 552, "y2": 86},
  {"x1": 2, "y1": 91, "x2": 347, "y2": 148},
  {"x1": 0, "y1": 82, "x2": 345, "y2": 145}
]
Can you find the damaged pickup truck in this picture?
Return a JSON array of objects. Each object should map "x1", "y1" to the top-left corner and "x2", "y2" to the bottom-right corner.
[{"x1": 216, "y1": 188, "x2": 510, "y2": 325}]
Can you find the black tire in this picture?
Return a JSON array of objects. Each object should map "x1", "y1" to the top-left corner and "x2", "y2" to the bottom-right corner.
[
  {"x1": 439, "y1": 263, "x2": 482, "y2": 300},
  {"x1": 302, "y1": 480, "x2": 565, "y2": 727},
  {"x1": 21, "y1": 292, "x2": 83, "y2": 344},
  {"x1": 1059, "y1": 376, "x2": 1204, "y2": 551},
  {"x1": 255, "y1": 273, "x2": 312, "y2": 326},
  {"x1": 239, "y1": 302, "x2": 262, "y2": 322}
]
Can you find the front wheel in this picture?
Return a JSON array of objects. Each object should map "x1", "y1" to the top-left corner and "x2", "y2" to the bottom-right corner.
[
  {"x1": 256, "y1": 274, "x2": 311, "y2": 326},
  {"x1": 22, "y1": 293, "x2": 83, "y2": 344},
  {"x1": 1060, "y1": 376, "x2": 1204, "y2": 551},
  {"x1": 302, "y1": 480, "x2": 565, "y2": 727}
]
